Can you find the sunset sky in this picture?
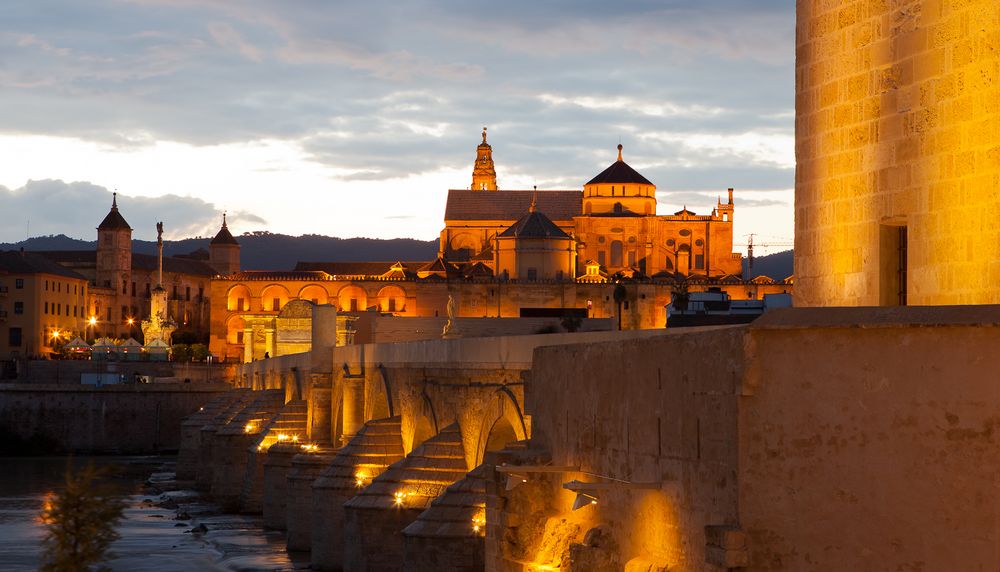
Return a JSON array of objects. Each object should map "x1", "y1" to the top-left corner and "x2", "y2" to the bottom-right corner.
[{"x1": 0, "y1": 0, "x2": 794, "y2": 255}]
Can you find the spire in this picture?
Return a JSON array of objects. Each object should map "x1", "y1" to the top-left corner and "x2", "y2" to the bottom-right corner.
[
  {"x1": 617, "y1": 144, "x2": 623, "y2": 162},
  {"x1": 222, "y1": 211, "x2": 228, "y2": 228},
  {"x1": 471, "y1": 126, "x2": 498, "y2": 191},
  {"x1": 529, "y1": 192, "x2": 538, "y2": 213},
  {"x1": 98, "y1": 191, "x2": 131, "y2": 230}
]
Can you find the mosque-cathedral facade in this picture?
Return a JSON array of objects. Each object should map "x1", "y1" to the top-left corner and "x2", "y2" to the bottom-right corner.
[{"x1": 210, "y1": 131, "x2": 791, "y2": 362}]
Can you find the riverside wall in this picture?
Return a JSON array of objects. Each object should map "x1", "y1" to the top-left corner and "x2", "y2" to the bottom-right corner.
[{"x1": 0, "y1": 383, "x2": 231, "y2": 453}]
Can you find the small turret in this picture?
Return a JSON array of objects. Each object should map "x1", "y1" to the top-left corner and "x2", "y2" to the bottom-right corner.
[{"x1": 209, "y1": 212, "x2": 241, "y2": 275}]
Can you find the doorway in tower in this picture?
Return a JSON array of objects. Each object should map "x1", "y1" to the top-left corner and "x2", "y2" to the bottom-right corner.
[{"x1": 879, "y1": 223, "x2": 908, "y2": 306}]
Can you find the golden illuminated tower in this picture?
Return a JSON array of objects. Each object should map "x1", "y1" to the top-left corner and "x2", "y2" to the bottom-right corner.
[
  {"x1": 471, "y1": 127, "x2": 497, "y2": 191},
  {"x1": 796, "y1": 0, "x2": 1000, "y2": 306}
]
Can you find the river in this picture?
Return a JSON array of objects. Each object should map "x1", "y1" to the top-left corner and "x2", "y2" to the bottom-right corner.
[{"x1": 0, "y1": 457, "x2": 305, "y2": 571}]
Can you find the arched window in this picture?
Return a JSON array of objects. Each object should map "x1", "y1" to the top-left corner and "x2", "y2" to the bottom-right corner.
[
  {"x1": 613, "y1": 202, "x2": 623, "y2": 214},
  {"x1": 610, "y1": 240, "x2": 623, "y2": 267}
]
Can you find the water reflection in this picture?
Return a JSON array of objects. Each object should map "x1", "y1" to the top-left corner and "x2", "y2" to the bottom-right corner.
[{"x1": 0, "y1": 457, "x2": 303, "y2": 571}]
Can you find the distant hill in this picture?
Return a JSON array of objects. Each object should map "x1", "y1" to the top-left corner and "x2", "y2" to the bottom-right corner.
[
  {"x1": 4, "y1": 233, "x2": 793, "y2": 278},
  {"x1": 1, "y1": 233, "x2": 440, "y2": 271},
  {"x1": 742, "y1": 250, "x2": 793, "y2": 280}
]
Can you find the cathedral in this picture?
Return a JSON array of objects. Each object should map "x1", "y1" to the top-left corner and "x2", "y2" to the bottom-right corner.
[{"x1": 209, "y1": 131, "x2": 790, "y2": 362}]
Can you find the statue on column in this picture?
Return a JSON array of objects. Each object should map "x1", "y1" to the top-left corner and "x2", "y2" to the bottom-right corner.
[{"x1": 141, "y1": 221, "x2": 177, "y2": 347}]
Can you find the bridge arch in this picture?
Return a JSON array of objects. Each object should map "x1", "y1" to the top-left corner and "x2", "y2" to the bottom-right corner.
[{"x1": 473, "y1": 387, "x2": 528, "y2": 466}]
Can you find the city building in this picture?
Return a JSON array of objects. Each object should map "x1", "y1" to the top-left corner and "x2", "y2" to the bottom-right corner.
[
  {"x1": 209, "y1": 133, "x2": 791, "y2": 361},
  {"x1": 35, "y1": 196, "x2": 239, "y2": 341},
  {"x1": 0, "y1": 251, "x2": 90, "y2": 359}
]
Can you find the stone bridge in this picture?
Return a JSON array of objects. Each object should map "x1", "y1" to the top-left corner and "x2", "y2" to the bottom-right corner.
[{"x1": 179, "y1": 329, "x2": 664, "y2": 571}]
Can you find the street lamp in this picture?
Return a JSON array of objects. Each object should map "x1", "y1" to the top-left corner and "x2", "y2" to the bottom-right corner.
[
  {"x1": 87, "y1": 316, "x2": 97, "y2": 342},
  {"x1": 126, "y1": 317, "x2": 135, "y2": 340}
]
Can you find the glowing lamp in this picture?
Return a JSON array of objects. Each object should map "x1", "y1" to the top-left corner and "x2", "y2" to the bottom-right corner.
[{"x1": 571, "y1": 492, "x2": 599, "y2": 511}]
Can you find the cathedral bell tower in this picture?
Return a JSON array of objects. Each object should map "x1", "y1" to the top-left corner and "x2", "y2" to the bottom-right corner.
[
  {"x1": 209, "y1": 212, "x2": 241, "y2": 276},
  {"x1": 471, "y1": 127, "x2": 498, "y2": 191}
]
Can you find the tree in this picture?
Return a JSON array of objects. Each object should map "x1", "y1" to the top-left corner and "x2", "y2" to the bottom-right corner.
[
  {"x1": 613, "y1": 282, "x2": 628, "y2": 330},
  {"x1": 190, "y1": 343, "x2": 210, "y2": 362},
  {"x1": 39, "y1": 462, "x2": 126, "y2": 572},
  {"x1": 171, "y1": 344, "x2": 191, "y2": 362}
]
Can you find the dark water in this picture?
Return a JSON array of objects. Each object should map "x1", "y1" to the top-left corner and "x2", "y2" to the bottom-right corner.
[{"x1": 0, "y1": 457, "x2": 304, "y2": 571}]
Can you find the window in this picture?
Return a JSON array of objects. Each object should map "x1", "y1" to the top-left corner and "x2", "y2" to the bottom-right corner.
[
  {"x1": 73, "y1": 306, "x2": 77, "y2": 317},
  {"x1": 145, "y1": 283, "x2": 151, "y2": 298},
  {"x1": 74, "y1": 284, "x2": 77, "y2": 295},
  {"x1": 172, "y1": 286, "x2": 178, "y2": 300},
  {"x1": 388, "y1": 298, "x2": 397, "y2": 312},
  {"x1": 610, "y1": 241, "x2": 623, "y2": 267},
  {"x1": 14, "y1": 302, "x2": 23, "y2": 315},
  {"x1": 122, "y1": 280, "x2": 127, "y2": 294},
  {"x1": 695, "y1": 254, "x2": 705, "y2": 270},
  {"x1": 131, "y1": 282, "x2": 136, "y2": 297},
  {"x1": 613, "y1": 202, "x2": 623, "y2": 214},
  {"x1": 44, "y1": 302, "x2": 49, "y2": 314},
  {"x1": 56, "y1": 303, "x2": 61, "y2": 315},
  {"x1": 236, "y1": 331, "x2": 244, "y2": 344},
  {"x1": 527, "y1": 268, "x2": 538, "y2": 281},
  {"x1": 237, "y1": 297, "x2": 246, "y2": 312},
  {"x1": 9, "y1": 327, "x2": 22, "y2": 347},
  {"x1": 350, "y1": 298, "x2": 358, "y2": 312},
  {"x1": 45, "y1": 280, "x2": 48, "y2": 291},
  {"x1": 106, "y1": 308, "x2": 111, "y2": 321},
  {"x1": 598, "y1": 251, "x2": 606, "y2": 266},
  {"x1": 58, "y1": 282, "x2": 61, "y2": 293},
  {"x1": 15, "y1": 279, "x2": 23, "y2": 289},
  {"x1": 271, "y1": 298, "x2": 280, "y2": 311},
  {"x1": 186, "y1": 286, "x2": 191, "y2": 301},
  {"x1": 121, "y1": 305, "x2": 128, "y2": 320},
  {"x1": 628, "y1": 251, "x2": 636, "y2": 267},
  {"x1": 198, "y1": 287, "x2": 204, "y2": 301}
]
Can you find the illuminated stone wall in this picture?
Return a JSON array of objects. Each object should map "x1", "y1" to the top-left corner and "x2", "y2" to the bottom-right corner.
[{"x1": 796, "y1": 0, "x2": 1000, "y2": 305}]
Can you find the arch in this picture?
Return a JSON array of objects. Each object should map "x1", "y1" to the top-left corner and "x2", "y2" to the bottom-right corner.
[
  {"x1": 225, "y1": 314, "x2": 246, "y2": 345},
  {"x1": 474, "y1": 387, "x2": 528, "y2": 466},
  {"x1": 370, "y1": 364, "x2": 395, "y2": 420},
  {"x1": 411, "y1": 393, "x2": 439, "y2": 452},
  {"x1": 226, "y1": 284, "x2": 251, "y2": 312},
  {"x1": 298, "y1": 284, "x2": 330, "y2": 305},
  {"x1": 337, "y1": 284, "x2": 368, "y2": 312},
  {"x1": 449, "y1": 233, "x2": 479, "y2": 260},
  {"x1": 377, "y1": 285, "x2": 406, "y2": 313},
  {"x1": 260, "y1": 284, "x2": 291, "y2": 312}
]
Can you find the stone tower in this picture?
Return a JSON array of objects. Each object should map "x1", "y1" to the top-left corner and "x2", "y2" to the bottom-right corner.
[
  {"x1": 96, "y1": 192, "x2": 132, "y2": 292},
  {"x1": 471, "y1": 127, "x2": 497, "y2": 190},
  {"x1": 795, "y1": 0, "x2": 1000, "y2": 306},
  {"x1": 209, "y1": 213, "x2": 241, "y2": 276}
]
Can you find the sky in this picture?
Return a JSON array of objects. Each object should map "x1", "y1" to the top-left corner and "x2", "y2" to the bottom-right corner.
[{"x1": 0, "y1": 0, "x2": 795, "y2": 255}]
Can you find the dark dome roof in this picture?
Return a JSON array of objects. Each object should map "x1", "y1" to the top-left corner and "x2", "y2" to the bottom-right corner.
[
  {"x1": 499, "y1": 210, "x2": 570, "y2": 239},
  {"x1": 585, "y1": 145, "x2": 654, "y2": 186},
  {"x1": 98, "y1": 194, "x2": 131, "y2": 231}
]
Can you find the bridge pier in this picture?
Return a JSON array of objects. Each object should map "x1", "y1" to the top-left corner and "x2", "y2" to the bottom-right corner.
[
  {"x1": 286, "y1": 449, "x2": 337, "y2": 552},
  {"x1": 342, "y1": 424, "x2": 469, "y2": 571},
  {"x1": 401, "y1": 464, "x2": 489, "y2": 572},
  {"x1": 262, "y1": 443, "x2": 299, "y2": 529},
  {"x1": 176, "y1": 390, "x2": 247, "y2": 481},
  {"x1": 311, "y1": 417, "x2": 405, "y2": 571}
]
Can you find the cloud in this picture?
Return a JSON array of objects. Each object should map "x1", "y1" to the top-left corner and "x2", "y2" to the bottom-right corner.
[
  {"x1": 0, "y1": 179, "x2": 266, "y2": 242},
  {"x1": 0, "y1": 0, "x2": 796, "y2": 239}
]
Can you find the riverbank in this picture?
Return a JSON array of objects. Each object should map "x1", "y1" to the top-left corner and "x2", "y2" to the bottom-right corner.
[{"x1": 0, "y1": 456, "x2": 302, "y2": 571}]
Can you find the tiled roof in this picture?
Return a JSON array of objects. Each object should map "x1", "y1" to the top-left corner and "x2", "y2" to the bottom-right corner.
[
  {"x1": 444, "y1": 190, "x2": 581, "y2": 221},
  {"x1": 585, "y1": 159, "x2": 654, "y2": 186},
  {"x1": 98, "y1": 205, "x2": 131, "y2": 231},
  {"x1": 34, "y1": 251, "x2": 217, "y2": 276},
  {"x1": 295, "y1": 261, "x2": 428, "y2": 277},
  {"x1": 226, "y1": 270, "x2": 334, "y2": 281},
  {"x1": 211, "y1": 225, "x2": 239, "y2": 246},
  {"x1": 0, "y1": 251, "x2": 88, "y2": 280},
  {"x1": 498, "y1": 211, "x2": 571, "y2": 239}
]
